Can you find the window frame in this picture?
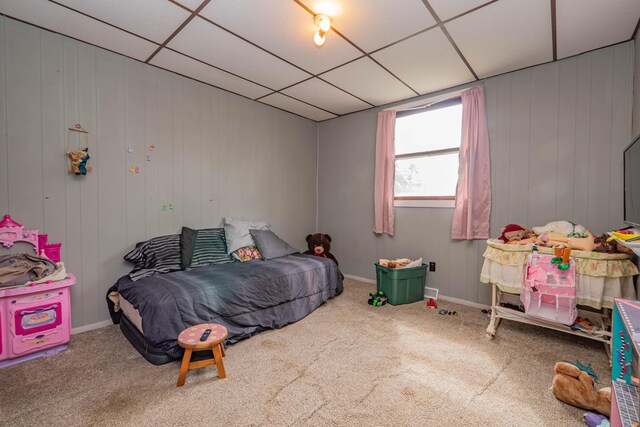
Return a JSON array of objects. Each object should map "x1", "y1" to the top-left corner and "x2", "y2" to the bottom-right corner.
[{"x1": 393, "y1": 97, "x2": 462, "y2": 205}]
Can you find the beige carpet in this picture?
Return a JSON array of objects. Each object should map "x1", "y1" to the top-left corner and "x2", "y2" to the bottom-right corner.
[{"x1": 0, "y1": 279, "x2": 610, "y2": 426}]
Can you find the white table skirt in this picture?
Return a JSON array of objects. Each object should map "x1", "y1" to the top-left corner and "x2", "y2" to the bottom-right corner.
[{"x1": 480, "y1": 258, "x2": 636, "y2": 309}]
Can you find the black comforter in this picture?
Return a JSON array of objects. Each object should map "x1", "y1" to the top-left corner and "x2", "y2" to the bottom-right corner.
[{"x1": 107, "y1": 254, "x2": 343, "y2": 359}]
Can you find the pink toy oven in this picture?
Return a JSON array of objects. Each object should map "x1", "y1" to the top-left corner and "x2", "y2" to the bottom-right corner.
[
  {"x1": 0, "y1": 214, "x2": 75, "y2": 368},
  {"x1": 520, "y1": 252, "x2": 577, "y2": 326}
]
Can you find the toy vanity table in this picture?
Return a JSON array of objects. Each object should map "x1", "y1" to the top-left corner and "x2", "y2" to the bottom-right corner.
[
  {"x1": 0, "y1": 215, "x2": 75, "y2": 368},
  {"x1": 611, "y1": 299, "x2": 640, "y2": 427},
  {"x1": 480, "y1": 239, "x2": 639, "y2": 354}
]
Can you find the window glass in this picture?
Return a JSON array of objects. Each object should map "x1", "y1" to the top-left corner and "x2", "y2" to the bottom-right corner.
[
  {"x1": 395, "y1": 104, "x2": 462, "y2": 155},
  {"x1": 394, "y1": 153, "x2": 459, "y2": 197}
]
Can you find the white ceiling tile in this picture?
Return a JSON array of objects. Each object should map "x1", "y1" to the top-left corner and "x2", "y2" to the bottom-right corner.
[
  {"x1": 428, "y1": 0, "x2": 491, "y2": 21},
  {"x1": 445, "y1": 0, "x2": 552, "y2": 78},
  {"x1": 320, "y1": 57, "x2": 415, "y2": 106},
  {"x1": 0, "y1": 0, "x2": 157, "y2": 61},
  {"x1": 173, "y1": 0, "x2": 203, "y2": 11},
  {"x1": 168, "y1": 17, "x2": 310, "y2": 90},
  {"x1": 282, "y1": 78, "x2": 370, "y2": 115},
  {"x1": 372, "y1": 27, "x2": 475, "y2": 95},
  {"x1": 302, "y1": 0, "x2": 436, "y2": 52},
  {"x1": 52, "y1": 0, "x2": 190, "y2": 44},
  {"x1": 150, "y1": 49, "x2": 272, "y2": 99},
  {"x1": 260, "y1": 93, "x2": 336, "y2": 121},
  {"x1": 200, "y1": 0, "x2": 361, "y2": 75},
  {"x1": 557, "y1": 0, "x2": 640, "y2": 59}
]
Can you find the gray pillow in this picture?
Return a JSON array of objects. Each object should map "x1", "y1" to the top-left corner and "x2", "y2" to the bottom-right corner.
[
  {"x1": 249, "y1": 229, "x2": 298, "y2": 260},
  {"x1": 224, "y1": 217, "x2": 270, "y2": 253}
]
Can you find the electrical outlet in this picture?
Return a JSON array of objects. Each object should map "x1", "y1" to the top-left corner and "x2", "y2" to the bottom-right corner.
[{"x1": 429, "y1": 262, "x2": 436, "y2": 272}]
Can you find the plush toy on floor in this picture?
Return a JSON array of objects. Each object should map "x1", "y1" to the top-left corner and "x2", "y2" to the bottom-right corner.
[
  {"x1": 584, "y1": 412, "x2": 610, "y2": 427},
  {"x1": 304, "y1": 233, "x2": 338, "y2": 266},
  {"x1": 552, "y1": 361, "x2": 611, "y2": 416}
]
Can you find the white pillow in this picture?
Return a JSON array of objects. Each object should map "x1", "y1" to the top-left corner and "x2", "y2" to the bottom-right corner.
[{"x1": 223, "y1": 217, "x2": 270, "y2": 254}]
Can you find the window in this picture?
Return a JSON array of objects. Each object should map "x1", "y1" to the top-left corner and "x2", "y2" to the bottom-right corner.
[{"x1": 394, "y1": 98, "x2": 462, "y2": 207}]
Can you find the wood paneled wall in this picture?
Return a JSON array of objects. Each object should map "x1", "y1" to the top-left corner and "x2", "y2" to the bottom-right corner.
[
  {"x1": 318, "y1": 42, "x2": 634, "y2": 305},
  {"x1": 0, "y1": 18, "x2": 318, "y2": 328},
  {"x1": 633, "y1": 36, "x2": 640, "y2": 139}
]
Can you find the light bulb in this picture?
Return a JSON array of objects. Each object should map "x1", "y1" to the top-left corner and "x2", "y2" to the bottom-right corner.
[
  {"x1": 317, "y1": 15, "x2": 330, "y2": 32},
  {"x1": 313, "y1": 31, "x2": 326, "y2": 47}
]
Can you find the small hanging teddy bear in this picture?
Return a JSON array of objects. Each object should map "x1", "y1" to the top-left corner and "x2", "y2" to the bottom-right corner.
[{"x1": 67, "y1": 147, "x2": 92, "y2": 175}]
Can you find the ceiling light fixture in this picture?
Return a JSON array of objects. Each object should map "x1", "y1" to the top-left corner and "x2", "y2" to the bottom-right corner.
[{"x1": 313, "y1": 14, "x2": 331, "y2": 48}]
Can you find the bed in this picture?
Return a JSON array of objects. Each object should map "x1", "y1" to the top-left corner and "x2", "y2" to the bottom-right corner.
[{"x1": 107, "y1": 254, "x2": 343, "y2": 365}]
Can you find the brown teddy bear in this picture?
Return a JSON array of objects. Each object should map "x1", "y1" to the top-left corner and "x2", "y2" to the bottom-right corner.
[
  {"x1": 304, "y1": 233, "x2": 338, "y2": 266},
  {"x1": 552, "y1": 362, "x2": 611, "y2": 416}
]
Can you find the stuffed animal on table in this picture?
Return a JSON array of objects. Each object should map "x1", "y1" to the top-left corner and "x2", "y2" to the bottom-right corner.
[
  {"x1": 552, "y1": 361, "x2": 611, "y2": 416},
  {"x1": 304, "y1": 233, "x2": 338, "y2": 266},
  {"x1": 536, "y1": 231, "x2": 595, "y2": 252},
  {"x1": 532, "y1": 220, "x2": 586, "y2": 236},
  {"x1": 497, "y1": 224, "x2": 527, "y2": 243},
  {"x1": 594, "y1": 234, "x2": 633, "y2": 254}
]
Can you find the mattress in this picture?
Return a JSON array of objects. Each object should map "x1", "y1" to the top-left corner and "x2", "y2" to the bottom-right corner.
[
  {"x1": 108, "y1": 254, "x2": 343, "y2": 361},
  {"x1": 119, "y1": 294, "x2": 143, "y2": 334}
]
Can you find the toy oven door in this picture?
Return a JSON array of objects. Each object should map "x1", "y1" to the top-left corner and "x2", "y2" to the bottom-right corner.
[{"x1": 13, "y1": 302, "x2": 62, "y2": 336}]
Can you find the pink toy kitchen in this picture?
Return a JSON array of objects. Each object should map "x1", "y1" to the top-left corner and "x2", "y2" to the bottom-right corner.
[{"x1": 0, "y1": 214, "x2": 75, "y2": 368}]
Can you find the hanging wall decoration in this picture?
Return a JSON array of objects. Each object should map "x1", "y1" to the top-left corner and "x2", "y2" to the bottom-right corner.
[{"x1": 66, "y1": 123, "x2": 93, "y2": 176}]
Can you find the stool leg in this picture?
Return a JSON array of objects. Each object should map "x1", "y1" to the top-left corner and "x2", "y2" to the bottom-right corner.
[
  {"x1": 220, "y1": 343, "x2": 226, "y2": 357},
  {"x1": 177, "y1": 348, "x2": 192, "y2": 387},
  {"x1": 213, "y1": 343, "x2": 226, "y2": 379}
]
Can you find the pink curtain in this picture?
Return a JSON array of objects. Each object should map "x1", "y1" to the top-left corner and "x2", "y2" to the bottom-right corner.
[
  {"x1": 373, "y1": 110, "x2": 396, "y2": 236},
  {"x1": 451, "y1": 86, "x2": 491, "y2": 240}
]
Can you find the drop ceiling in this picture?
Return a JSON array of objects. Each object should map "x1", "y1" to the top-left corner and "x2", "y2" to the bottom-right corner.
[{"x1": 1, "y1": 0, "x2": 639, "y2": 122}]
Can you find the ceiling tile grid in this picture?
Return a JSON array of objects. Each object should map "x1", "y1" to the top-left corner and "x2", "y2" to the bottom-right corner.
[
  {"x1": 0, "y1": 0, "x2": 638, "y2": 121},
  {"x1": 320, "y1": 57, "x2": 416, "y2": 106},
  {"x1": 200, "y1": 0, "x2": 362, "y2": 75},
  {"x1": 281, "y1": 77, "x2": 371, "y2": 115},
  {"x1": 168, "y1": 16, "x2": 311, "y2": 90},
  {"x1": 259, "y1": 93, "x2": 337, "y2": 121},
  {"x1": 371, "y1": 27, "x2": 475, "y2": 95},
  {"x1": 302, "y1": 0, "x2": 436, "y2": 52},
  {"x1": 151, "y1": 49, "x2": 272, "y2": 99},
  {"x1": 445, "y1": 0, "x2": 553, "y2": 78},
  {"x1": 556, "y1": 0, "x2": 640, "y2": 59},
  {"x1": 53, "y1": 0, "x2": 190, "y2": 44},
  {"x1": 0, "y1": 0, "x2": 157, "y2": 61}
]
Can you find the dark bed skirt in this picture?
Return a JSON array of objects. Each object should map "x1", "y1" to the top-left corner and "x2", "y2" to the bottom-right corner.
[
  {"x1": 119, "y1": 315, "x2": 219, "y2": 366},
  {"x1": 119, "y1": 315, "x2": 175, "y2": 365}
]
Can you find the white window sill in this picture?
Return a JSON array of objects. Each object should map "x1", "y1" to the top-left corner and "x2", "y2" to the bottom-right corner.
[{"x1": 394, "y1": 199, "x2": 455, "y2": 208}]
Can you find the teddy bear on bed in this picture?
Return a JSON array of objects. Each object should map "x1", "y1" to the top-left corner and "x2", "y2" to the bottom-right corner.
[{"x1": 304, "y1": 233, "x2": 338, "y2": 266}]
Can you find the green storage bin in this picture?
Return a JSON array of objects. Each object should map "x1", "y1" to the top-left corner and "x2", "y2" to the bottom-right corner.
[{"x1": 375, "y1": 263, "x2": 427, "y2": 305}]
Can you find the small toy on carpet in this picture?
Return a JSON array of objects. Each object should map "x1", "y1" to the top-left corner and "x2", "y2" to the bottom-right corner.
[
  {"x1": 570, "y1": 318, "x2": 596, "y2": 333},
  {"x1": 480, "y1": 308, "x2": 492, "y2": 318},
  {"x1": 584, "y1": 412, "x2": 609, "y2": 427},
  {"x1": 426, "y1": 298, "x2": 437, "y2": 309},
  {"x1": 438, "y1": 309, "x2": 457, "y2": 316},
  {"x1": 368, "y1": 291, "x2": 388, "y2": 307}
]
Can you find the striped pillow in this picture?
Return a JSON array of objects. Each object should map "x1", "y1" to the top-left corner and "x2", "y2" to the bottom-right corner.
[
  {"x1": 181, "y1": 227, "x2": 233, "y2": 269},
  {"x1": 124, "y1": 234, "x2": 182, "y2": 281}
]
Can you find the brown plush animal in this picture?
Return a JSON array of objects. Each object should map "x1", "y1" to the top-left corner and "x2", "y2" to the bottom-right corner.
[
  {"x1": 551, "y1": 362, "x2": 611, "y2": 416},
  {"x1": 303, "y1": 233, "x2": 338, "y2": 266},
  {"x1": 67, "y1": 150, "x2": 87, "y2": 174}
]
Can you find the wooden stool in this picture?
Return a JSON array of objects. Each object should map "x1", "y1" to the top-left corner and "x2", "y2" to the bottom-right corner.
[{"x1": 176, "y1": 323, "x2": 228, "y2": 387}]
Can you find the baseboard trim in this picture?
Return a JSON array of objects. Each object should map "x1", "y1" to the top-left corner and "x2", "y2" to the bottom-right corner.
[
  {"x1": 438, "y1": 295, "x2": 488, "y2": 310},
  {"x1": 343, "y1": 273, "x2": 489, "y2": 309},
  {"x1": 72, "y1": 319, "x2": 113, "y2": 335},
  {"x1": 343, "y1": 274, "x2": 376, "y2": 284}
]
